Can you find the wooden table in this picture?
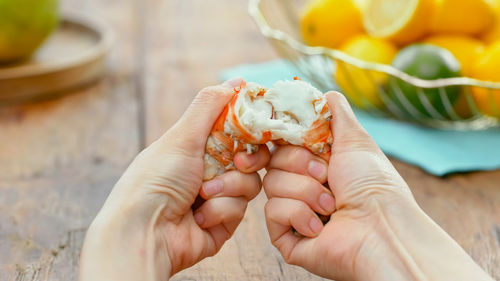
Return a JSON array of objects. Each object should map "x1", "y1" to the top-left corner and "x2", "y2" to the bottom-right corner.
[{"x1": 1, "y1": 0, "x2": 499, "y2": 280}]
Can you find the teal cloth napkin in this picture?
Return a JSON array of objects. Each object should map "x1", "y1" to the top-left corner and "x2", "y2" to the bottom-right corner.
[{"x1": 220, "y1": 60, "x2": 500, "y2": 176}]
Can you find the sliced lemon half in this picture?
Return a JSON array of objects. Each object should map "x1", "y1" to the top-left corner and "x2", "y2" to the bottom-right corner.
[{"x1": 363, "y1": 0, "x2": 433, "y2": 45}]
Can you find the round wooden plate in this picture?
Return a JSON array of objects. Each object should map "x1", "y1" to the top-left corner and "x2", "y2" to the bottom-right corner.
[{"x1": 0, "y1": 13, "x2": 113, "y2": 104}]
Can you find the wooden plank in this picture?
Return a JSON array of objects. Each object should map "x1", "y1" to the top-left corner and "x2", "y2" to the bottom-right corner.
[
  {"x1": 142, "y1": 0, "x2": 278, "y2": 143},
  {"x1": 2, "y1": 0, "x2": 498, "y2": 280},
  {"x1": 394, "y1": 160, "x2": 500, "y2": 279},
  {"x1": 0, "y1": 0, "x2": 142, "y2": 279}
]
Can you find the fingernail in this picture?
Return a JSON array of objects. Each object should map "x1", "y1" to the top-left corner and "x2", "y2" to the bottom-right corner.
[
  {"x1": 319, "y1": 193, "x2": 335, "y2": 213},
  {"x1": 202, "y1": 179, "x2": 223, "y2": 197},
  {"x1": 241, "y1": 152, "x2": 258, "y2": 170},
  {"x1": 194, "y1": 212, "x2": 205, "y2": 225},
  {"x1": 308, "y1": 160, "x2": 327, "y2": 181},
  {"x1": 222, "y1": 77, "x2": 243, "y2": 88},
  {"x1": 309, "y1": 217, "x2": 323, "y2": 235}
]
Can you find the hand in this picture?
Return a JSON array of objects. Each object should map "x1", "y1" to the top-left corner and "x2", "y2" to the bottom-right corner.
[
  {"x1": 79, "y1": 78, "x2": 270, "y2": 281},
  {"x1": 263, "y1": 92, "x2": 494, "y2": 281}
]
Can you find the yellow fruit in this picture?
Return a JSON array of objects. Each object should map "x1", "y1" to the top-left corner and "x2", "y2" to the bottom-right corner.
[
  {"x1": 484, "y1": 0, "x2": 500, "y2": 10},
  {"x1": 482, "y1": 23, "x2": 500, "y2": 43},
  {"x1": 482, "y1": 0, "x2": 500, "y2": 43},
  {"x1": 471, "y1": 41, "x2": 500, "y2": 118},
  {"x1": 352, "y1": 0, "x2": 369, "y2": 13},
  {"x1": 336, "y1": 35, "x2": 398, "y2": 108},
  {"x1": 363, "y1": 0, "x2": 433, "y2": 45},
  {"x1": 431, "y1": 0, "x2": 495, "y2": 36},
  {"x1": 424, "y1": 35, "x2": 485, "y2": 76},
  {"x1": 301, "y1": 0, "x2": 363, "y2": 48}
]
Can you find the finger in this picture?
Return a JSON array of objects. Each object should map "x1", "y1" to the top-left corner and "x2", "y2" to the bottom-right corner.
[
  {"x1": 204, "y1": 221, "x2": 240, "y2": 253},
  {"x1": 199, "y1": 170, "x2": 261, "y2": 201},
  {"x1": 233, "y1": 144, "x2": 271, "y2": 173},
  {"x1": 266, "y1": 145, "x2": 328, "y2": 183},
  {"x1": 263, "y1": 169, "x2": 335, "y2": 215},
  {"x1": 325, "y1": 91, "x2": 381, "y2": 155},
  {"x1": 160, "y1": 77, "x2": 245, "y2": 155},
  {"x1": 325, "y1": 92, "x2": 410, "y2": 196},
  {"x1": 193, "y1": 196, "x2": 247, "y2": 229},
  {"x1": 265, "y1": 197, "x2": 323, "y2": 239}
]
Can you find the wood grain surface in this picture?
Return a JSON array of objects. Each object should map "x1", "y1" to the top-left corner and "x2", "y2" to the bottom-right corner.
[
  {"x1": 0, "y1": 0, "x2": 499, "y2": 280},
  {"x1": 0, "y1": 17, "x2": 111, "y2": 104}
]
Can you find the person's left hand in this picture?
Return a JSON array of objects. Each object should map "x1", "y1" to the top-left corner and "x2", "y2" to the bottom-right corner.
[{"x1": 79, "y1": 78, "x2": 270, "y2": 281}]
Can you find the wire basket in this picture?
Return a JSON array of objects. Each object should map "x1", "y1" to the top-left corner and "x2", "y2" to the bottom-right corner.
[{"x1": 248, "y1": 0, "x2": 500, "y2": 130}]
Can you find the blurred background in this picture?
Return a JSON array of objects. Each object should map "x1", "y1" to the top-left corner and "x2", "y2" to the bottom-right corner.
[{"x1": 0, "y1": 0, "x2": 499, "y2": 280}]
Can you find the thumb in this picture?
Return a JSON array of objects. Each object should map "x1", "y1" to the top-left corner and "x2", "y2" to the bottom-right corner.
[
  {"x1": 324, "y1": 91, "x2": 412, "y2": 206},
  {"x1": 325, "y1": 91, "x2": 381, "y2": 155},
  {"x1": 162, "y1": 77, "x2": 244, "y2": 154}
]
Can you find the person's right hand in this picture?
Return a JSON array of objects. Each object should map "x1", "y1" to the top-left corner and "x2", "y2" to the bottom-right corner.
[{"x1": 263, "y1": 92, "x2": 494, "y2": 281}]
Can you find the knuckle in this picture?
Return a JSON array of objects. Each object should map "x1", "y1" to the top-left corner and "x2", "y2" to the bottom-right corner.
[
  {"x1": 286, "y1": 146, "x2": 310, "y2": 163},
  {"x1": 229, "y1": 205, "x2": 246, "y2": 222},
  {"x1": 264, "y1": 198, "x2": 276, "y2": 216},
  {"x1": 223, "y1": 171, "x2": 261, "y2": 199},
  {"x1": 302, "y1": 173, "x2": 320, "y2": 188},
  {"x1": 221, "y1": 198, "x2": 246, "y2": 221},
  {"x1": 289, "y1": 175, "x2": 320, "y2": 200},
  {"x1": 281, "y1": 249, "x2": 297, "y2": 265},
  {"x1": 224, "y1": 170, "x2": 241, "y2": 188},
  {"x1": 234, "y1": 196, "x2": 248, "y2": 207},
  {"x1": 281, "y1": 251, "x2": 293, "y2": 264},
  {"x1": 257, "y1": 148, "x2": 271, "y2": 168},
  {"x1": 264, "y1": 203, "x2": 271, "y2": 217},
  {"x1": 247, "y1": 173, "x2": 262, "y2": 199},
  {"x1": 262, "y1": 169, "x2": 278, "y2": 191},
  {"x1": 270, "y1": 236, "x2": 281, "y2": 249},
  {"x1": 291, "y1": 201, "x2": 309, "y2": 218}
]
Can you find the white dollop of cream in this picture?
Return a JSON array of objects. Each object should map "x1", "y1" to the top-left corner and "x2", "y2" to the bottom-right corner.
[
  {"x1": 230, "y1": 80, "x2": 327, "y2": 146},
  {"x1": 228, "y1": 82, "x2": 273, "y2": 140}
]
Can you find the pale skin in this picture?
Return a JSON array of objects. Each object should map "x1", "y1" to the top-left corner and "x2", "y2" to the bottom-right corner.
[
  {"x1": 79, "y1": 78, "x2": 494, "y2": 281},
  {"x1": 79, "y1": 78, "x2": 271, "y2": 280}
]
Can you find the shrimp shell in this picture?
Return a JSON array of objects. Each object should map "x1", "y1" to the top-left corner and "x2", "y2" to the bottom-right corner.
[{"x1": 203, "y1": 80, "x2": 332, "y2": 180}]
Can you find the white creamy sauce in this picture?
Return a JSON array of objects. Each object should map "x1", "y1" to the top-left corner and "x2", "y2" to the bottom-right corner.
[
  {"x1": 234, "y1": 80, "x2": 325, "y2": 146},
  {"x1": 264, "y1": 80, "x2": 322, "y2": 127}
]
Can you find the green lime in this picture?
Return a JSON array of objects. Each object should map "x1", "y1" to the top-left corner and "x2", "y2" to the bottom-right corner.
[
  {"x1": 0, "y1": 0, "x2": 59, "y2": 63},
  {"x1": 389, "y1": 44, "x2": 461, "y2": 117}
]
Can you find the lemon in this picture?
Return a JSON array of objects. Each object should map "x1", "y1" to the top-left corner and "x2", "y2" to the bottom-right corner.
[
  {"x1": 424, "y1": 35, "x2": 485, "y2": 77},
  {"x1": 352, "y1": 0, "x2": 369, "y2": 13},
  {"x1": 482, "y1": 23, "x2": 500, "y2": 44},
  {"x1": 482, "y1": 0, "x2": 500, "y2": 43},
  {"x1": 363, "y1": 0, "x2": 433, "y2": 45},
  {"x1": 471, "y1": 41, "x2": 500, "y2": 118},
  {"x1": 389, "y1": 44, "x2": 462, "y2": 116},
  {"x1": 336, "y1": 35, "x2": 398, "y2": 108},
  {"x1": 0, "y1": 0, "x2": 59, "y2": 63},
  {"x1": 431, "y1": 0, "x2": 495, "y2": 36},
  {"x1": 485, "y1": 0, "x2": 500, "y2": 9},
  {"x1": 301, "y1": 0, "x2": 363, "y2": 48}
]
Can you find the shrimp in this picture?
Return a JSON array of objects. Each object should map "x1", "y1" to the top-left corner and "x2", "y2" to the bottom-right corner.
[{"x1": 203, "y1": 79, "x2": 333, "y2": 180}]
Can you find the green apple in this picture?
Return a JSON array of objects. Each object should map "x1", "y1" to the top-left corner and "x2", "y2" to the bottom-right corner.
[{"x1": 0, "y1": 0, "x2": 59, "y2": 63}]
